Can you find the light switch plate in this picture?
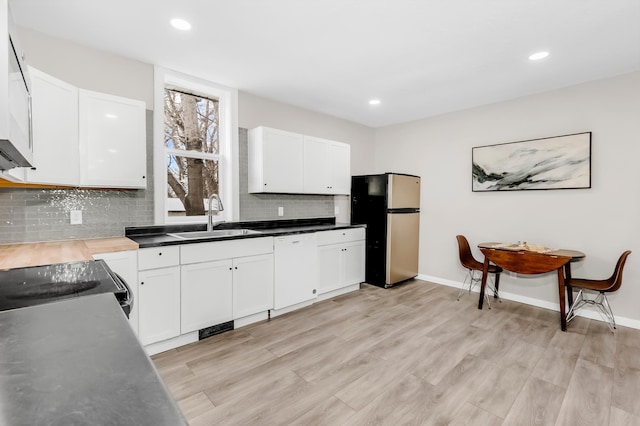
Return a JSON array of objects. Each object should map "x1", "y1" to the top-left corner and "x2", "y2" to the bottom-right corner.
[
  {"x1": 70, "y1": 210, "x2": 82, "y2": 225},
  {"x1": 278, "y1": 206, "x2": 284, "y2": 217}
]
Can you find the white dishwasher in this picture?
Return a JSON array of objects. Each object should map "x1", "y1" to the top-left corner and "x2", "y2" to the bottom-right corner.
[{"x1": 274, "y1": 233, "x2": 318, "y2": 310}]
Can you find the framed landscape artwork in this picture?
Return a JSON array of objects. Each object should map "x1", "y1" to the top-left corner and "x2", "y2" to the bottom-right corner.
[{"x1": 472, "y1": 132, "x2": 591, "y2": 192}]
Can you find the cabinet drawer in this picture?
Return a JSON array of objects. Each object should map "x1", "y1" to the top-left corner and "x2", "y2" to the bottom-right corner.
[
  {"x1": 138, "y1": 246, "x2": 180, "y2": 270},
  {"x1": 181, "y1": 237, "x2": 274, "y2": 265},
  {"x1": 317, "y1": 227, "x2": 365, "y2": 246}
]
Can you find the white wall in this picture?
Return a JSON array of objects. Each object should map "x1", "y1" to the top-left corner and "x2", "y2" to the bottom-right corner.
[
  {"x1": 239, "y1": 92, "x2": 375, "y2": 223},
  {"x1": 20, "y1": 28, "x2": 376, "y2": 177},
  {"x1": 239, "y1": 91, "x2": 375, "y2": 176},
  {"x1": 374, "y1": 71, "x2": 640, "y2": 324},
  {"x1": 20, "y1": 27, "x2": 153, "y2": 107}
]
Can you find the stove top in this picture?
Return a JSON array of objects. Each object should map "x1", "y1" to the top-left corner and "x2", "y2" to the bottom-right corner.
[{"x1": 0, "y1": 260, "x2": 128, "y2": 312}]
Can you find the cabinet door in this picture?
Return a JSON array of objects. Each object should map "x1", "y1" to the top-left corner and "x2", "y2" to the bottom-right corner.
[
  {"x1": 138, "y1": 266, "x2": 180, "y2": 345},
  {"x1": 181, "y1": 260, "x2": 233, "y2": 334},
  {"x1": 79, "y1": 89, "x2": 147, "y2": 188},
  {"x1": 274, "y1": 234, "x2": 318, "y2": 309},
  {"x1": 317, "y1": 244, "x2": 342, "y2": 294},
  {"x1": 26, "y1": 67, "x2": 79, "y2": 186},
  {"x1": 342, "y1": 240, "x2": 365, "y2": 286},
  {"x1": 303, "y1": 136, "x2": 351, "y2": 195},
  {"x1": 303, "y1": 136, "x2": 330, "y2": 194},
  {"x1": 94, "y1": 250, "x2": 139, "y2": 336},
  {"x1": 233, "y1": 254, "x2": 274, "y2": 319},
  {"x1": 248, "y1": 127, "x2": 303, "y2": 193},
  {"x1": 328, "y1": 142, "x2": 351, "y2": 195}
]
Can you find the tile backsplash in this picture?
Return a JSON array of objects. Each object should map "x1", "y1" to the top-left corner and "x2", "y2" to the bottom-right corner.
[
  {"x1": 0, "y1": 111, "x2": 155, "y2": 244},
  {"x1": 0, "y1": 188, "x2": 153, "y2": 243},
  {"x1": 0, "y1": 124, "x2": 335, "y2": 244}
]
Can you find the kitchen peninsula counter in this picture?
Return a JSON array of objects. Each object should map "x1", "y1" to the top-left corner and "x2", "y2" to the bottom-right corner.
[
  {"x1": 0, "y1": 237, "x2": 138, "y2": 270},
  {"x1": 0, "y1": 293, "x2": 187, "y2": 425}
]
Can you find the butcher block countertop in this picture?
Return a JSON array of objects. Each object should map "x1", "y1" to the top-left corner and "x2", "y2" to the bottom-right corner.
[{"x1": 0, "y1": 237, "x2": 138, "y2": 270}]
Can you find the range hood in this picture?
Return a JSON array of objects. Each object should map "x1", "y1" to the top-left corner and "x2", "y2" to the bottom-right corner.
[
  {"x1": 1, "y1": 0, "x2": 33, "y2": 170},
  {"x1": 0, "y1": 138, "x2": 31, "y2": 169}
]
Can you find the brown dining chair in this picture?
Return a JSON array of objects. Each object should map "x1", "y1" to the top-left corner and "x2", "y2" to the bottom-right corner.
[
  {"x1": 456, "y1": 235, "x2": 502, "y2": 307},
  {"x1": 565, "y1": 250, "x2": 631, "y2": 331}
]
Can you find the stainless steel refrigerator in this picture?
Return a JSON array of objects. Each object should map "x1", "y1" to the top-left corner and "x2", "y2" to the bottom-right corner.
[{"x1": 351, "y1": 173, "x2": 420, "y2": 287}]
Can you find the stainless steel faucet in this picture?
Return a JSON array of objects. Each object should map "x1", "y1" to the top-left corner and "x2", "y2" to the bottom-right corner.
[{"x1": 207, "y1": 193, "x2": 224, "y2": 231}]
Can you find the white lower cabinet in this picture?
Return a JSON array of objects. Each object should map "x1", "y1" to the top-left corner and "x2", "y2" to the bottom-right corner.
[
  {"x1": 135, "y1": 228, "x2": 365, "y2": 352},
  {"x1": 233, "y1": 253, "x2": 274, "y2": 319},
  {"x1": 179, "y1": 237, "x2": 274, "y2": 333},
  {"x1": 180, "y1": 260, "x2": 233, "y2": 334},
  {"x1": 93, "y1": 250, "x2": 139, "y2": 336},
  {"x1": 180, "y1": 252, "x2": 274, "y2": 335},
  {"x1": 138, "y1": 266, "x2": 181, "y2": 345},
  {"x1": 137, "y1": 246, "x2": 181, "y2": 346},
  {"x1": 317, "y1": 228, "x2": 365, "y2": 295}
]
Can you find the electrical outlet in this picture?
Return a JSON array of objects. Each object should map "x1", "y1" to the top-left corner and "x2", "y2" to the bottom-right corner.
[
  {"x1": 70, "y1": 210, "x2": 82, "y2": 225},
  {"x1": 334, "y1": 206, "x2": 340, "y2": 215},
  {"x1": 278, "y1": 206, "x2": 284, "y2": 217}
]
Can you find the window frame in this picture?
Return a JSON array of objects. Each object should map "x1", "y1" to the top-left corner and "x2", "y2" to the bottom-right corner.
[{"x1": 153, "y1": 67, "x2": 239, "y2": 224}]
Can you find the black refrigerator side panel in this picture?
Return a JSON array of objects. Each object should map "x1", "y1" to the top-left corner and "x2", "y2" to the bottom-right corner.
[{"x1": 351, "y1": 175, "x2": 388, "y2": 286}]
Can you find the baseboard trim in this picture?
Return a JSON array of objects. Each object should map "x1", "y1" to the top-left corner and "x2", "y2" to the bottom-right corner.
[{"x1": 417, "y1": 274, "x2": 640, "y2": 330}]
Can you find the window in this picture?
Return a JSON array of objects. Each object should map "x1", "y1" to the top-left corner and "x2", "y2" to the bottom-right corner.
[
  {"x1": 164, "y1": 89, "x2": 219, "y2": 217},
  {"x1": 154, "y1": 68, "x2": 238, "y2": 224}
]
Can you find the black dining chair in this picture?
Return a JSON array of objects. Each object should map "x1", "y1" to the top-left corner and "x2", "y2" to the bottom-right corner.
[
  {"x1": 565, "y1": 250, "x2": 631, "y2": 331},
  {"x1": 456, "y1": 235, "x2": 502, "y2": 307}
]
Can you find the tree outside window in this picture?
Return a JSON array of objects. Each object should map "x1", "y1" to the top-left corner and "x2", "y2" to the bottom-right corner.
[{"x1": 164, "y1": 88, "x2": 220, "y2": 217}]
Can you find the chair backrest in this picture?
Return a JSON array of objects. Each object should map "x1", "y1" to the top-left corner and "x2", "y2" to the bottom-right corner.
[
  {"x1": 604, "y1": 250, "x2": 632, "y2": 292},
  {"x1": 456, "y1": 235, "x2": 483, "y2": 271}
]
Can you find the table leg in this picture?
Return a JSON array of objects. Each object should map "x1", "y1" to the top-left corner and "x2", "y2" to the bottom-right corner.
[
  {"x1": 557, "y1": 267, "x2": 567, "y2": 331},
  {"x1": 478, "y1": 257, "x2": 489, "y2": 310},
  {"x1": 565, "y1": 263, "x2": 573, "y2": 307}
]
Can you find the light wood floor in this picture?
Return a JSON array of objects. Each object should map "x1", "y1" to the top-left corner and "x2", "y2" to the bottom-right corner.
[{"x1": 152, "y1": 280, "x2": 640, "y2": 425}]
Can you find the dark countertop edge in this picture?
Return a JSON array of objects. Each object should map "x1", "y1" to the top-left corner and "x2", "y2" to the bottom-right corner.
[
  {"x1": 0, "y1": 293, "x2": 187, "y2": 425},
  {"x1": 125, "y1": 217, "x2": 336, "y2": 237},
  {"x1": 128, "y1": 221, "x2": 366, "y2": 249}
]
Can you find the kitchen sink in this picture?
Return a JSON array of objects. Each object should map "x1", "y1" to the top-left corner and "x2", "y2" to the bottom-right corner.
[{"x1": 168, "y1": 229, "x2": 263, "y2": 240}]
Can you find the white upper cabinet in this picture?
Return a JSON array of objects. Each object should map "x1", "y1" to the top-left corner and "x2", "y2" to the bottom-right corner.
[
  {"x1": 79, "y1": 89, "x2": 147, "y2": 188},
  {"x1": 303, "y1": 136, "x2": 350, "y2": 195},
  {"x1": 248, "y1": 126, "x2": 303, "y2": 193},
  {"x1": 25, "y1": 67, "x2": 79, "y2": 186},
  {"x1": 6, "y1": 68, "x2": 147, "y2": 189},
  {"x1": 248, "y1": 126, "x2": 350, "y2": 195}
]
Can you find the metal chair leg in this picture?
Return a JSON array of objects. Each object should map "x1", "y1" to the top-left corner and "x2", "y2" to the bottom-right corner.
[
  {"x1": 566, "y1": 289, "x2": 617, "y2": 332},
  {"x1": 457, "y1": 269, "x2": 498, "y2": 308}
]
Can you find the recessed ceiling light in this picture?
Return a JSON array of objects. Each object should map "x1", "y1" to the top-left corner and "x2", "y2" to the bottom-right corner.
[
  {"x1": 369, "y1": 99, "x2": 381, "y2": 105},
  {"x1": 170, "y1": 18, "x2": 192, "y2": 31},
  {"x1": 529, "y1": 51, "x2": 549, "y2": 61}
]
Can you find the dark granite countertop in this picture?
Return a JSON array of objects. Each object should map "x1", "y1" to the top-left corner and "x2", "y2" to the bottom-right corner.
[
  {"x1": 0, "y1": 294, "x2": 187, "y2": 426},
  {"x1": 126, "y1": 217, "x2": 365, "y2": 248}
]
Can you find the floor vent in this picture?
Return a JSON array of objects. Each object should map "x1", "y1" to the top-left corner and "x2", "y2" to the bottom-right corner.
[{"x1": 199, "y1": 321, "x2": 234, "y2": 340}]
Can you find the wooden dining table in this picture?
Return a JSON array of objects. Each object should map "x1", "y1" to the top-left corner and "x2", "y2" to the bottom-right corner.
[{"x1": 477, "y1": 242, "x2": 585, "y2": 331}]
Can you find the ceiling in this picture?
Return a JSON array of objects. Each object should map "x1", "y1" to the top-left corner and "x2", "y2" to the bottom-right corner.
[{"x1": 11, "y1": 0, "x2": 640, "y2": 128}]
